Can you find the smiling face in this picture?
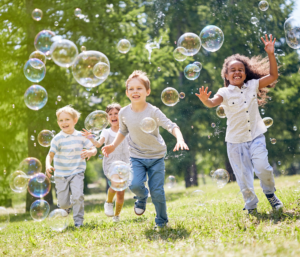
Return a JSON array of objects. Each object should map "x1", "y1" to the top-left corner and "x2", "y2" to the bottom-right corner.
[
  {"x1": 126, "y1": 78, "x2": 151, "y2": 103},
  {"x1": 225, "y1": 60, "x2": 247, "y2": 87},
  {"x1": 107, "y1": 108, "x2": 119, "y2": 127},
  {"x1": 57, "y1": 111, "x2": 78, "y2": 134}
]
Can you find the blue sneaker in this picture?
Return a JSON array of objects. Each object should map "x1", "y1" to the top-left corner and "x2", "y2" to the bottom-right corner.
[
  {"x1": 265, "y1": 193, "x2": 284, "y2": 210},
  {"x1": 74, "y1": 224, "x2": 81, "y2": 228}
]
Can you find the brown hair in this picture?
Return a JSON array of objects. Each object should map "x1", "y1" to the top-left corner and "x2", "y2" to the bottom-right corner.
[
  {"x1": 221, "y1": 54, "x2": 277, "y2": 107},
  {"x1": 105, "y1": 103, "x2": 121, "y2": 113},
  {"x1": 126, "y1": 70, "x2": 150, "y2": 91},
  {"x1": 56, "y1": 105, "x2": 81, "y2": 120}
]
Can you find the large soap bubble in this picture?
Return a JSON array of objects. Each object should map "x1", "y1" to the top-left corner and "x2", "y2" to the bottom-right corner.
[
  {"x1": 173, "y1": 47, "x2": 187, "y2": 62},
  {"x1": 48, "y1": 209, "x2": 69, "y2": 231},
  {"x1": 107, "y1": 161, "x2": 133, "y2": 191},
  {"x1": 84, "y1": 110, "x2": 109, "y2": 134},
  {"x1": 72, "y1": 51, "x2": 110, "y2": 88},
  {"x1": 93, "y1": 62, "x2": 110, "y2": 79},
  {"x1": 50, "y1": 39, "x2": 78, "y2": 68},
  {"x1": 34, "y1": 30, "x2": 56, "y2": 55},
  {"x1": 20, "y1": 157, "x2": 42, "y2": 177},
  {"x1": 184, "y1": 63, "x2": 200, "y2": 80},
  {"x1": 30, "y1": 199, "x2": 50, "y2": 221},
  {"x1": 216, "y1": 105, "x2": 226, "y2": 118},
  {"x1": 24, "y1": 85, "x2": 48, "y2": 111},
  {"x1": 9, "y1": 170, "x2": 28, "y2": 193},
  {"x1": 177, "y1": 33, "x2": 201, "y2": 56},
  {"x1": 117, "y1": 39, "x2": 131, "y2": 54},
  {"x1": 23, "y1": 58, "x2": 46, "y2": 83},
  {"x1": 199, "y1": 25, "x2": 224, "y2": 52},
  {"x1": 29, "y1": 51, "x2": 46, "y2": 67},
  {"x1": 38, "y1": 130, "x2": 54, "y2": 147},
  {"x1": 212, "y1": 169, "x2": 230, "y2": 188},
  {"x1": 263, "y1": 117, "x2": 273, "y2": 128},
  {"x1": 140, "y1": 117, "x2": 157, "y2": 133},
  {"x1": 32, "y1": 8, "x2": 43, "y2": 21},
  {"x1": 258, "y1": 1, "x2": 269, "y2": 11},
  {"x1": 161, "y1": 87, "x2": 179, "y2": 107},
  {"x1": 0, "y1": 207, "x2": 9, "y2": 231},
  {"x1": 28, "y1": 173, "x2": 51, "y2": 198},
  {"x1": 284, "y1": 17, "x2": 300, "y2": 50}
]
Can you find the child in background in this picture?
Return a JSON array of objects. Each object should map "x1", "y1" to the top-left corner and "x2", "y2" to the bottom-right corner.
[
  {"x1": 196, "y1": 34, "x2": 283, "y2": 214},
  {"x1": 82, "y1": 103, "x2": 129, "y2": 222},
  {"x1": 46, "y1": 105, "x2": 97, "y2": 228},
  {"x1": 102, "y1": 70, "x2": 189, "y2": 229}
]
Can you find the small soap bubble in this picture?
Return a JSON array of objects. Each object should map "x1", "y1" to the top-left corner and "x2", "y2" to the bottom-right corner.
[
  {"x1": 9, "y1": 171, "x2": 28, "y2": 193},
  {"x1": 140, "y1": 117, "x2": 157, "y2": 133},
  {"x1": 293, "y1": 126, "x2": 297, "y2": 131},
  {"x1": 48, "y1": 209, "x2": 69, "y2": 232},
  {"x1": 32, "y1": 8, "x2": 43, "y2": 21},
  {"x1": 258, "y1": 0, "x2": 269, "y2": 11},
  {"x1": 81, "y1": 46, "x2": 86, "y2": 52},
  {"x1": 157, "y1": 67, "x2": 161, "y2": 72},
  {"x1": 98, "y1": 154, "x2": 103, "y2": 160},
  {"x1": 23, "y1": 59, "x2": 46, "y2": 83},
  {"x1": 212, "y1": 169, "x2": 230, "y2": 188},
  {"x1": 12, "y1": 104, "x2": 15, "y2": 108},
  {"x1": 84, "y1": 110, "x2": 109, "y2": 134},
  {"x1": 50, "y1": 39, "x2": 78, "y2": 68},
  {"x1": 281, "y1": 100, "x2": 284, "y2": 104},
  {"x1": 190, "y1": 178, "x2": 193, "y2": 182},
  {"x1": 261, "y1": 109, "x2": 265, "y2": 115},
  {"x1": 24, "y1": 85, "x2": 48, "y2": 111},
  {"x1": 250, "y1": 17, "x2": 259, "y2": 25},
  {"x1": 263, "y1": 117, "x2": 273, "y2": 128},
  {"x1": 74, "y1": 8, "x2": 82, "y2": 17},
  {"x1": 211, "y1": 123, "x2": 216, "y2": 128},
  {"x1": 269, "y1": 97, "x2": 272, "y2": 100},
  {"x1": 28, "y1": 173, "x2": 51, "y2": 198},
  {"x1": 173, "y1": 47, "x2": 187, "y2": 62},
  {"x1": 46, "y1": 117, "x2": 49, "y2": 121},
  {"x1": 161, "y1": 87, "x2": 179, "y2": 106},
  {"x1": 30, "y1": 135, "x2": 35, "y2": 141},
  {"x1": 34, "y1": 143, "x2": 36, "y2": 147},
  {"x1": 166, "y1": 175, "x2": 176, "y2": 189},
  {"x1": 199, "y1": 25, "x2": 224, "y2": 52},
  {"x1": 177, "y1": 33, "x2": 201, "y2": 56},
  {"x1": 191, "y1": 190, "x2": 205, "y2": 206},
  {"x1": 179, "y1": 92, "x2": 185, "y2": 99},
  {"x1": 54, "y1": 21, "x2": 59, "y2": 26},
  {"x1": 34, "y1": 30, "x2": 55, "y2": 55},
  {"x1": 278, "y1": 161, "x2": 281, "y2": 165},
  {"x1": 30, "y1": 199, "x2": 50, "y2": 221},
  {"x1": 184, "y1": 63, "x2": 200, "y2": 80},
  {"x1": 216, "y1": 105, "x2": 226, "y2": 118},
  {"x1": 270, "y1": 138, "x2": 277, "y2": 144},
  {"x1": 0, "y1": 207, "x2": 9, "y2": 230},
  {"x1": 38, "y1": 130, "x2": 54, "y2": 147},
  {"x1": 117, "y1": 39, "x2": 131, "y2": 54},
  {"x1": 93, "y1": 62, "x2": 110, "y2": 79},
  {"x1": 57, "y1": 95, "x2": 62, "y2": 101}
]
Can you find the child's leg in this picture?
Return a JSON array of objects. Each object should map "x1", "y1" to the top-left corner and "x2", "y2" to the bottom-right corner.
[
  {"x1": 227, "y1": 142, "x2": 259, "y2": 210},
  {"x1": 129, "y1": 158, "x2": 148, "y2": 210},
  {"x1": 69, "y1": 172, "x2": 85, "y2": 225},
  {"x1": 115, "y1": 190, "x2": 125, "y2": 216},
  {"x1": 55, "y1": 177, "x2": 72, "y2": 209},
  {"x1": 107, "y1": 187, "x2": 116, "y2": 203},
  {"x1": 250, "y1": 134, "x2": 275, "y2": 194},
  {"x1": 148, "y1": 158, "x2": 168, "y2": 227}
]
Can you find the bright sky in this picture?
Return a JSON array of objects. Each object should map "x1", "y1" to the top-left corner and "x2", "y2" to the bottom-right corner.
[{"x1": 291, "y1": 0, "x2": 300, "y2": 18}]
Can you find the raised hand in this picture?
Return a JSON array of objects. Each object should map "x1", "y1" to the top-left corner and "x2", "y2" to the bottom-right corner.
[
  {"x1": 173, "y1": 140, "x2": 189, "y2": 152},
  {"x1": 101, "y1": 144, "x2": 116, "y2": 157},
  {"x1": 195, "y1": 86, "x2": 212, "y2": 103},
  {"x1": 261, "y1": 34, "x2": 276, "y2": 55},
  {"x1": 81, "y1": 128, "x2": 94, "y2": 139}
]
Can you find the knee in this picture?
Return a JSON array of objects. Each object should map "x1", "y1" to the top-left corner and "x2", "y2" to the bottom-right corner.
[
  {"x1": 256, "y1": 162, "x2": 273, "y2": 175},
  {"x1": 150, "y1": 189, "x2": 165, "y2": 202},
  {"x1": 129, "y1": 182, "x2": 143, "y2": 193}
]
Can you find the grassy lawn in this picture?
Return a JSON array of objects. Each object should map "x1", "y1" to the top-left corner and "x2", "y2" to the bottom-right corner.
[{"x1": 1, "y1": 175, "x2": 300, "y2": 257}]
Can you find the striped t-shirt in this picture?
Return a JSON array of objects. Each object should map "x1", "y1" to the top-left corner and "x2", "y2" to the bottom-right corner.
[{"x1": 49, "y1": 130, "x2": 94, "y2": 177}]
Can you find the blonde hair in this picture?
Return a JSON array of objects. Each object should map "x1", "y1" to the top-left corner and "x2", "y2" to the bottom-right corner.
[
  {"x1": 105, "y1": 103, "x2": 121, "y2": 113},
  {"x1": 126, "y1": 70, "x2": 150, "y2": 90},
  {"x1": 56, "y1": 105, "x2": 81, "y2": 120}
]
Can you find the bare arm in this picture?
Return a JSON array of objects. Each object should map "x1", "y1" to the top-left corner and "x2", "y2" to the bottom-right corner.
[
  {"x1": 101, "y1": 132, "x2": 125, "y2": 157},
  {"x1": 259, "y1": 34, "x2": 278, "y2": 89},
  {"x1": 46, "y1": 152, "x2": 55, "y2": 178},
  {"x1": 82, "y1": 128, "x2": 105, "y2": 148},
  {"x1": 195, "y1": 86, "x2": 223, "y2": 108},
  {"x1": 172, "y1": 127, "x2": 189, "y2": 151}
]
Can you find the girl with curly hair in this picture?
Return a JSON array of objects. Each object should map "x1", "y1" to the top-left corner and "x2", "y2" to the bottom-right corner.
[{"x1": 196, "y1": 34, "x2": 283, "y2": 214}]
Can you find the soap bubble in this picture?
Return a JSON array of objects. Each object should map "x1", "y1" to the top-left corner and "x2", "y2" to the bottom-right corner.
[
  {"x1": 84, "y1": 110, "x2": 109, "y2": 134},
  {"x1": 107, "y1": 161, "x2": 133, "y2": 191},
  {"x1": 72, "y1": 51, "x2": 110, "y2": 88},
  {"x1": 184, "y1": 63, "x2": 200, "y2": 80},
  {"x1": 20, "y1": 157, "x2": 42, "y2": 177},
  {"x1": 93, "y1": 62, "x2": 110, "y2": 79},
  {"x1": 250, "y1": 17, "x2": 259, "y2": 25},
  {"x1": 29, "y1": 51, "x2": 46, "y2": 67},
  {"x1": 263, "y1": 117, "x2": 273, "y2": 128},
  {"x1": 0, "y1": 207, "x2": 9, "y2": 231},
  {"x1": 50, "y1": 39, "x2": 78, "y2": 68},
  {"x1": 278, "y1": 161, "x2": 281, "y2": 165},
  {"x1": 193, "y1": 61, "x2": 202, "y2": 72},
  {"x1": 191, "y1": 190, "x2": 205, "y2": 206},
  {"x1": 31, "y1": 135, "x2": 35, "y2": 141},
  {"x1": 166, "y1": 175, "x2": 176, "y2": 189},
  {"x1": 57, "y1": 95, "x2": 62, "y2": 101},
  {"x1": 32, "y1": 8, "x2": 43, "y2": 21},
  {"x1": 30, "y1": 200, "x2": 50, "y2": 221},
  {"x1": 216, "y1": 105, "x2": 226, "y2": 118},
  {"x1": 157, "y1": 67, "x2": 161, "y2": 72},
  {"x1": 258, "y1": 0, "x2": 269, "y2": 11},
  {"x1": 211, "y1": 123, "x2": 216, "y2": 128},
  {"x1": 140, "y1": 117, "x2": 157, "y2": 133},
  {"x1": 161, "y1": 87, "x2": 179, "y2": 107},
  {"x1": 284, "y1": 17, "x2": 300, "y2": 49},
  {"x1": 293, "y1": 126, "x2": 297, "y2": 131},
  {"x1": 179, "y1": 92, "x2": 185, "y2": 99},
  {"x1": 23, "y1": 58, "x2": 46, "y2": 83},
  {"x1": 117, "y1": 39, "x2": 131, "y2": 54},
  {"x1": 199, "y1": 25, "x2": 224, "y2": 52},
  {"x1": 238, "y1": 188, "x2": 256, "y2": 204},
  {"x1": 34, "y1": 30, "x2": 56, "y2": 55},
  {"x1": 9, "y1": 170, "x2": 28, "y2": 193},
  {"x1": 173, "y1": 47, "x2": 187, "y2": 61},
  {"x1": 261, "y1": 109, "x2": 265, "y2": 115},
  {"x1": 270, "y1": 138, "x2": 277, "y2": 144},
  {"x1": 28, "y1": 173, "x2": 51, "y2": 198},
  {"x1": 177, "y1": 33, "x2": 201, "y2": 56},
  {"x1": 74, "y1": 8, "x2": 82, "y2": 17},
  {"x1": 212, "y1": 169, "x2": 230, "y2": 188},
  {"x1": 38, "y1": 130, "x2": 54, "y2": 147},
  {"x1": 48, "y1": 209, "x2": 69, "y2": 231},
  {"x1": 24, "y1": 85, "x2": 48, "y2": 111},
  {"x1": 81, "y1": 46, "x2": 86, "y2": 52}
]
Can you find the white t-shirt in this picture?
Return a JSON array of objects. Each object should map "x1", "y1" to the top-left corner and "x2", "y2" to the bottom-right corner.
[
  {"x1": 216, "y1": 79, "x2": 267, "y2": 143},
  {"x1": 100, "y1": 128, "x2": 117, "y2": 144}
]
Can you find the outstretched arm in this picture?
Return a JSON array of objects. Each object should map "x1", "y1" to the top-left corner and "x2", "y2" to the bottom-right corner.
[
  {"x1": 82, "y1": 128, "x2": 105, "y2": 148},
  {"x1": 195, "y1": 86, "x2": 223, "y2": 108},
  {"x1": 172, "y1": 127, "x2": 189, "y2": 151},
  {"x1": 259, "y1": 34, "x2": 278, "y2": 89}
]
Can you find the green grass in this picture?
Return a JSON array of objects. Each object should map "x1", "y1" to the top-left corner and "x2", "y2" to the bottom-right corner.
[{"x1": 1, "y1": 175, "x2": 300, "y2": 257}]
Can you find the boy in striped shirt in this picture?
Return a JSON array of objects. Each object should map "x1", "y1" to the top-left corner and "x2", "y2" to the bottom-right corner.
[{"x1": 46, "y1": 105, "x2": 97, "y2": 228}]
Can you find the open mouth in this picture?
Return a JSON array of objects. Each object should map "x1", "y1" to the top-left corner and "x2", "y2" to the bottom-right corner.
[
  {"x1": 62, "y1": 125, "x2": 69, "y2": 129},
  {"x1": 132, "y1": 95, "x2": 140, "y2": 99},
  {"x1": 111, "y1": 119, "x2": 118, "y2": 123},
  {"x1": 234, "y1": 76, "x2": 241, "y2": 79}
]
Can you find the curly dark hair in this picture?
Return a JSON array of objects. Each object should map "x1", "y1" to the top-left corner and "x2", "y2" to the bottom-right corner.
[
  {"x1": 105, "y1": 103, "x2": 121, "y2": 113},
  {"x1": 221, "y1": 54, "x2": 277, "y2": 106}
]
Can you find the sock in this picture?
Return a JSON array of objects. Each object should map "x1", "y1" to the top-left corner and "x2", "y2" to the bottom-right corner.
[
  {"x1": 114, "y1": 202, "x2": 124, "y2": 216},
  {"x1": 107, "y1": 189, "x2": 116, "y2": 203}
]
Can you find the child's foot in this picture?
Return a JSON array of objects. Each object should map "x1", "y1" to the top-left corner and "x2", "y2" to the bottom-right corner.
[
  {"x1": 247, "y1": 208, "x2": 259, "y2": 215},
  {"x1": 104, "y1": 202, "x2": 114, "y2": 217},
  {"x1": 74, "y1": 224, "x2": 81, "y2": 228},
  {"x1": 133, "y1": 196, "x2": 147, "y2": 216},
  {"x1": 63, "y1": 208, "x2": 72, "y2": 216},
  {"x1": 154, "y1": 223, "x2": 169, "y2": 230},
  {"x1": 265, "y1": 193, "x2": 284, "y2": 210},
  {"x1": 112, "y1": 216, "x2": 120, "y2": 222},
  {"x1": 134, "y1": 207, "x2": 145, "y2": 216}
]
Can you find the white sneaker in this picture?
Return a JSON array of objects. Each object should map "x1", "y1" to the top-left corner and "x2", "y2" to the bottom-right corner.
[
  {"x1": 104, "y1": 202, "x2": 114, "y2": 217},
  {"x1": 112, "y1": 216, "x2": 120, "y2": 222},
  {"x1": 134, "y1": 207, "x2": 145, "y2": 215}
]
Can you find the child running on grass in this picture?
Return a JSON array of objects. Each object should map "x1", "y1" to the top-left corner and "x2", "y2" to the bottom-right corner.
[
  {"x1": 46, "y1": 105, "x2": 97, "y2": 228},
  {"x1": 196, "y1": 34, "x2": 283, "y2": 214},
  {"x1": 102, "y1": 70, "x2": 189, "y2": 229},
  {"x1": 82, "y1": 103, "x2": 129, "y2": 222}
]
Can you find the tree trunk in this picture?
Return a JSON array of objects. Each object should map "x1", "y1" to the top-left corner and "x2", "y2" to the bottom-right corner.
[{"x1": 184, "y1": 158, "x2": 198, "y2": 187}]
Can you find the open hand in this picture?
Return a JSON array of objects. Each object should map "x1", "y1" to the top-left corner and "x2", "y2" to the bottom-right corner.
[
  {"x1": 81, "y1": 149, "x2": 94, "y2": 160},
  {"x1": 46, "y1": 166, "x2": 55, "y2": 178},
  {"x1": 261, "y1": 34, "x2": 276, "y2": 54},
  {"x1": 195, "y1": 86, "x2": 212, "y2": 103},
  {"x1": 81, "y1": 128, "x2": 94, "y2": 139},
  {"x1": 101, "y1": 144, "x2": 116, "y2": 157},
  {"x1": 173, "y1": 140, "x2": 189, "y2": 151}
]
